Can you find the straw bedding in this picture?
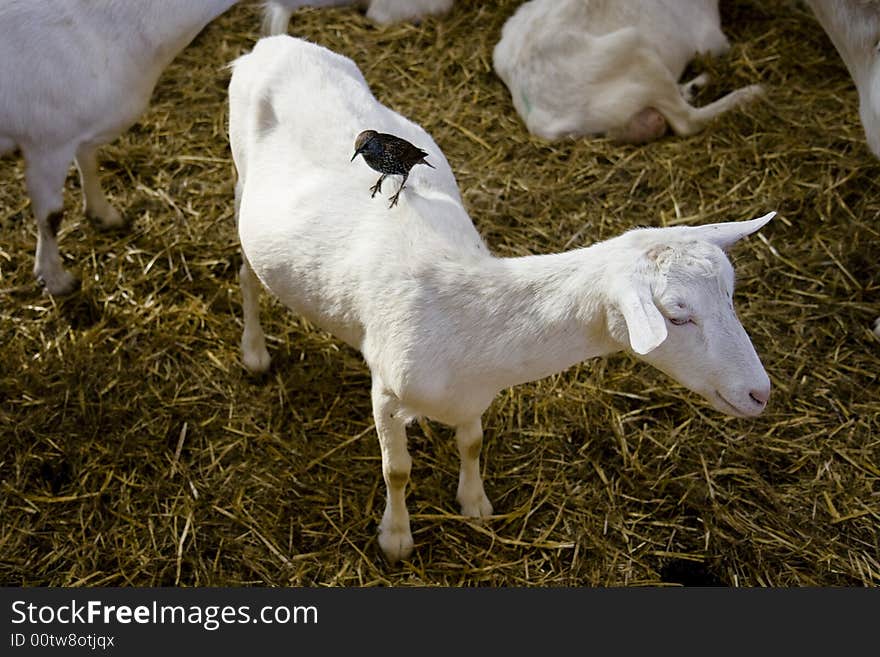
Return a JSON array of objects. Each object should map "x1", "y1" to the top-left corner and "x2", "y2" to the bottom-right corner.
[{"x1": 0, "y1": 0, "x2": 877, "y2": 586}]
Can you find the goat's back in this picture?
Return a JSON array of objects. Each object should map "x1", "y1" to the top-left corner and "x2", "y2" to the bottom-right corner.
[
  {"x1": 229, "y1": 36, "x2": 488, "y2": 345},
  {"x1": 0, "y1": 0, "x2": 235, "y2": 149},
  {"x1": 494, "y1": 0, "x2": 728, "y2": 84}
]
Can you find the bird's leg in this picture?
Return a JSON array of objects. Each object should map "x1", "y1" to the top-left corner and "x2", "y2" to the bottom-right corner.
[
  {"x1": 388, "y1": 172, "x2": 409, "y2": 208},
  {"x1": 370, "y1": 174, "x2": 386, "y2": 198}
]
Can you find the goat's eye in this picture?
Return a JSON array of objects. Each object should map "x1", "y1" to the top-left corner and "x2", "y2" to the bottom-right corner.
[{"x1": 668, "y1": 316, "x2": 692, "y2": 326}]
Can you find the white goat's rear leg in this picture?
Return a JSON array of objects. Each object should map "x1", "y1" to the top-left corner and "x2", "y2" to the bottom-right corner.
[
  {"x1": 239, "y1": 255, "x2": 271, "y2": 374},
  {"x1": 372, "y1": 380, "x2": 414, "y2": 562},
  {"x1": 262, "y1": 2, "x2": 294, "y2": 36},
  {"x1": 75, "y1": 143, "x2": 123, "y2": 228},
  {"x1": 24, "y1": 147, "x2": 79, "y2": 295},
  {"x1": 658, "y1": 83, "x2": 764, "y2": 137},
  {"x1": 263, "y1": 1, "x2": 355, "y2": 35},
  {"x1": 873, "y1": 316, "x2": 880, "y2": 338},
  {"x1": 455, "y1": 418, "x2": 492, "y2": 518},
  {"x1": 680, "y1": 73, "x2": 710, "y2": 103},
  {"x1": 235, "y1": 175, "x2": 271, "y2": 374}
]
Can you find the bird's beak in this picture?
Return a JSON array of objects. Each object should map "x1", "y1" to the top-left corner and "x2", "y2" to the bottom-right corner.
[{"x1": 350, "y1": 150, "x2": 359, "y2": 162}]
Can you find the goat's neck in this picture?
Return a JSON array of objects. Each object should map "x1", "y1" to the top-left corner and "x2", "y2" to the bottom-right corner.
[{"x1": 444, "y1": 244, "x2": 622, "y2": 389}]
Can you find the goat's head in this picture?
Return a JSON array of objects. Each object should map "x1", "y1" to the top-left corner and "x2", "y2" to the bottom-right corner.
[{"x1": 605, "y1": 212, "x2": 774, "y2": 418}]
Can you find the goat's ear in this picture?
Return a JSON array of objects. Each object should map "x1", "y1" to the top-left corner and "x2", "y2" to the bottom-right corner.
[
  {"x1": 687, "y1": 211, "x2": 775, "y2": 251},
  {"x1": 614, "y1": 279, "x2": 668, "y2": 355}
]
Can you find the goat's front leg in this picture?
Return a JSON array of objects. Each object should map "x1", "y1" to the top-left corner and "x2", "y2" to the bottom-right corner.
[
  {"x1": 455, "y1": 418, "x2": 493, "y2": 518},
  {"x1": 75, "y1": 143, "x2": 124, "y2": 228},
  {"x1": 371, "y1": 380, "x2": 413, "y2": 562}
]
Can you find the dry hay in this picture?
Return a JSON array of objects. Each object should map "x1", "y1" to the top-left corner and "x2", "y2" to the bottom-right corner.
[{"x1": 1, "y1": 0, "x2": 878, "y2": 587}]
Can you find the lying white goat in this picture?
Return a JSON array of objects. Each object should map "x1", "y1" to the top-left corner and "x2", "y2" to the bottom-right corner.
[
  {"x1": 230, "y1": 35, "x2": 774, "y2": 562},
  {"x1": 802, "y1": 1, "x2": 880, "y2": 337},
  {"x1": 492, "y1": 0, "x2": 764, "y2": 143},
  {"x1": 0, "y1": 0, "x2": 239, "y2": 295},
  {"x1": 262, "y1": 0, "x2": 453, "y2": 35}
]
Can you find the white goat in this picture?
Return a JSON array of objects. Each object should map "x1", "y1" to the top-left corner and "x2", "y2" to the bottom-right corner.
[
  {"x1": 262, "y1": 0, "x2": 454, "y2": 35},
  {"x1": 802, "y1": 1, "x2": 880, "y2": 337},
  {"x1": 492, "y1": 0, "x2": 764, "y2": 143},
  {"x1": 805, "y1": 0, "x2": 880, "y2": 159},
  {"x1": 230, "y1": 35, "x2": 774, "y2": 562},
  {"x1": 0, "y1": 0, "x2": 239, "y2": 295}
]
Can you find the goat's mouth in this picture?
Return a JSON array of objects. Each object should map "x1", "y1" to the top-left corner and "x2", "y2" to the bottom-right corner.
[{"x1": 713, "y1": 391, "x2": 760, "y2": 418}]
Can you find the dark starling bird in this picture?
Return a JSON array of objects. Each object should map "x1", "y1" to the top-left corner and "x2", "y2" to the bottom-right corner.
[{"x1": 350, "y1": 129, "x2": 435, "y2": 208}]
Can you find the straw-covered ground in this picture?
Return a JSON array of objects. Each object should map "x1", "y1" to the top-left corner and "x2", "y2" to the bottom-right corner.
[{"x1": 1, "y1": 0, "x2": 878, "y2": 587}]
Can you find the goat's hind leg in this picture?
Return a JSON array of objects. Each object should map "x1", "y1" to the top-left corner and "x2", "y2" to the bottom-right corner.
[
  {"x1": 658, "y1": 80, "x2": 764, "y2": 137},
  {"x1": 679, "y1": 73, "x2": 711, "y2": 103},
  {"x1": 75, "y1": 143, "x2": 124, "y2": 229},
  {"x1": 235, "y1": 179, "x2": 271, "y2": 374},
  {"x1": 372, "y1": 380, "x2": 414, "y2": 562},
  {"x1": 239, "y1": 255, "x2": 271, "y2": 374},
  {"x1": 606, "y1": 34, "x2": 762, "y2": 141},
  {"x1": 24, "y1": 145, "x2": 80, "y2": 295},
  {"x1": 455, "y1": 418, "x2": 493, "y2": 519}
]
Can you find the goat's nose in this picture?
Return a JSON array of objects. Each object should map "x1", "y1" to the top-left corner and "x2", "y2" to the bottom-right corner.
[{"x1": 749, "y1": 386, "x2": 770, "y2": 408}]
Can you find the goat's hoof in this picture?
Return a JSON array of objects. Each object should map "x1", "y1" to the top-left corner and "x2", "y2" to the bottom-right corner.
[
  {"x1": 741, "y1": 84, "x2": 765, "y2": 102},
  {"x1": 681, "y1": 73, "x2": 710, "y2": 102},
  {"x1": 378, "y1": 528, "x2": 414, "y2": 564},
  {"x1": 89, "y1": 205, "x2": 127, "y2": 230},
  {"x1": 37, "y1": 270, "x2": 81, "y2": 297},
  {"x1": 459, "y1": 495, "x2": 493, "y2": 520},
  {"x1": 690, "y1": 72, "x2": 711, "y2": 88},
  {"x1": 242, "y1": 345, "x2": 271, "y2": 374}
]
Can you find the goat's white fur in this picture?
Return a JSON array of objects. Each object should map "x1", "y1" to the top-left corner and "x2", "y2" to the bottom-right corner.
[
  {"x1": 802, "y1": 1, "x2": 880, "y2": 337},
  {"x1": 230, "y1": 35, "x2": 774, "y2": 562},
  {"x1": 492, "y1": 0, "x2": 764, "y2": 143},
  {"x1": 805, "y1": 0, "x2": 880, "y2": 159},
  {"x1": 0, "y1": 0, "x2": 239, "y2": 295},
  {"x1": 262, "y1": 0, "x2": 453, "y2": 35}
]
